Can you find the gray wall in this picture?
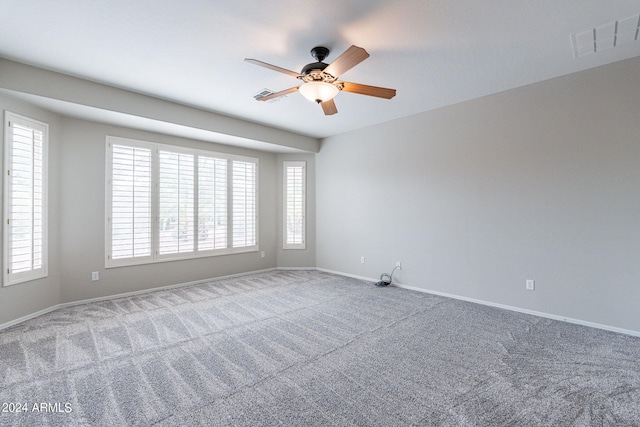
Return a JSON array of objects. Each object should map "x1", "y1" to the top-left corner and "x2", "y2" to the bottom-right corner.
[
  {"x1": 58, "y1": 117, "x2": 278, "y2": 303},
  {"x1": 0, "y1": 94, "x2": 62, "y2": 324},
  {"x1": 3, "y1": 56, "x2": 640, "y2": 335},
  {"x1": 0, "y1": 91, "x2": 283, "y2": 324},
  {"x1": 316, "y1": 57, "x2": 640, "y2": 333}
]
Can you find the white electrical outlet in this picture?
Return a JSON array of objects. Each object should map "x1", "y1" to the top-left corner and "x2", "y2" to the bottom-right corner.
[
  {"x1": 360, "y1": 256, "x2": 365, "y2": 264},
  {"x1": 261, "y1": 251, "x2": 265, "y2": 258},
  {"x1": 395, "y1": 261, "x2": 402, "y2": 269},
  {"x1": 92, "y1": 272, "x2": 99, "y2": 281},
  {"x1": 526, "y1": 279, "x2": 535, "y2": 291}
]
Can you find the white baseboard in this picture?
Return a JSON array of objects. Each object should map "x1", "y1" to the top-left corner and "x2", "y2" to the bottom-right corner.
[
  {"x1": 0, "y1": 305, "x2": 63, "y2": 331},
  {"x1": 317, "y1": 268, "x2": 640, "y2": 338},
  {"x1": 393, "y1": 282, "x2": 640, "y2": 337},
  {"x1": 4, "y1": 267, "x2": 639, "y2": 338},
  {"x1": 0, "y1": 268, "x2": 277, "y2": 331},
  {"x1": 315, "y1": 268, "x2": 377, "y2": 283},
  {"x1": 58, "y1": 267, "x2": 278, "y2": 310}
]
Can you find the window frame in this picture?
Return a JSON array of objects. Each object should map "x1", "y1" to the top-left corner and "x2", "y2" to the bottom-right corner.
[
  {"x1": 105, "y1": 137, "x2": 154, "y2": 267},
  {"x1": 232, "y1": 159, "x2": 258, "y2": 250},
  {"x1": 105, "y1": 136, "x2": 259, "y2": 268},
  {"x1": 156, "y1": 146, "x2": 197, "y2": 259},
  {"x1": 283, "y1": 160, "x2": 306, "y2": 250},
  {"x1": 3, "y1": 111, "x2": 49, "y2": 286}
]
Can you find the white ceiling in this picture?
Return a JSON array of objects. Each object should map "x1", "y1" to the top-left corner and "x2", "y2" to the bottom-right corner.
[{"x1": 1, "y1": 0, "x2": 639, "y2": 140}]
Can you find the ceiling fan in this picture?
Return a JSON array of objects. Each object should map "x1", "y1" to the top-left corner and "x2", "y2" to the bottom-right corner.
[{"x1": 245, "y1": 45, "x2": 396, "y2": 115}]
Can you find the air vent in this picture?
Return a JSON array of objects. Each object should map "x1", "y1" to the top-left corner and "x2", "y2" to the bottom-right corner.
[
  {"x1": 572, "y1": 13, "x2": 640, "y2": 58},
  {"x1": 253, "y1": 89, "x2": 285, "y2": 103}
]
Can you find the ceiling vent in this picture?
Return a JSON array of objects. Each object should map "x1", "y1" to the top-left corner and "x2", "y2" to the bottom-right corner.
[
  {"x1": 253, "y1": 89, "x2": 285, "y2": 103},
  {"x1": 572, "y1": 13, "x2": 640, "y2": 58}
]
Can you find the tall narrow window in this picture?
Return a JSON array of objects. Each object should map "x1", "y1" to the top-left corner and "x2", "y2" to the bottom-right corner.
[
  {"x1": 283, "y1": 161, "x2": 306, "y2": 249},
  {"x1": 3, "y1": 112, "x2": 48, "y2": 286},
  {"x1": 106, "y1": 140, "x2": 153, "y2": 266},
  {"x1": 232, "y1": 160, "x2": 257, "y2": 249}
]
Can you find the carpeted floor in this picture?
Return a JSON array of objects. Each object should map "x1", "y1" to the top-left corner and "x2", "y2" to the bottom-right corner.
[{"x1": 0, "y1": 270, "x2": 639, "y2": 426}]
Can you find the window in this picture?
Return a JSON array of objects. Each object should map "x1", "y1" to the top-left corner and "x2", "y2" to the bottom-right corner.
[
  {"x1": 158, "y1": 150, "x2": 195, "y2": 256},
  {"x1": 233, "y1": 160, "x2": 257, "y2": 248},
  {"x1": 283, "y1": 161, "x2": 305, "y2": 249},
  {"x1": 3, "y1": 112, "x2": 48, "y2": 286},
  {"x1": 197, "y1": 156, "x2": 227, "y2": 251},
  {"x1": 108, "y1": 141, "x2": 153, "y2": 263},
  {"x1": 106, "y1": 136, "x2": 258, "y2": 267}
]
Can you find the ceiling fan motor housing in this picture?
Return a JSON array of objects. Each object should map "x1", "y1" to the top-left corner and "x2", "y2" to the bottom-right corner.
[
  {"x1": 300, "y1": 46, "x2": 333, "y2": 78},
  {"x1": 301, "y1": 61, "x2": 329, "y2": 76}
]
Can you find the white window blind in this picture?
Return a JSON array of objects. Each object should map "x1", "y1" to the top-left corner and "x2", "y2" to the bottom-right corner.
[
  {"x1": 232, "y1": 160, "x2": 257, "y2": 249},
  {"x1": 283, "y1": 161, "x2": 306, "y2": 249},
  {"x1": 158, "y1": 150, "x2": 195, "y2": 255},
  {"x1": 106, "y1": 136, "x2": 258, "y2": 267},
  {"x1": 198, "y1": 156, "x2": 227, "y2": 251},
  {"x1": 109, "y1": 143, "x2": 152, "y2": 262},
  {"x1": 3, "y1": 112, "x2": 48, "y2": 286}
]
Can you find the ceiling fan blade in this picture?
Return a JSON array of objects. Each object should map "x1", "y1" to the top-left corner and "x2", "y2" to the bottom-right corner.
[
  {"x1": 320, "y1": 99, "x2": 338, "y2": 115},
  {"x1": 341, "y1": 81, "x2": 396, "y2": 99},
  {"x1": 255, "y1": 86, "x2": 299, "y2": 102},
  {"x1": 323, "y1": 45, "x2": 370, "y2": 78},
  {"x1": 244, "y1": 58, "x2": 301, "y2": 78}
]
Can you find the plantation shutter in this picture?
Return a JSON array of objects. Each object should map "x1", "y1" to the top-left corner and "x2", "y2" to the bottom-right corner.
[
  {"x1": 3, "y1": 113, "x2": 48, "y2": 285},
  {"x1": 158, "y1": 150, "x2": 195, "y2": 255},
  {"x1": 232, "y1": 160, "x2": 257, "y2": 249},
  {"x1": 108, "y1": 143, "x2": 152, "y2": 263},
  {"x1": 105, "y1": 137, "x2": 259, "y2": 267},
  {"x1": 198, "y1": 156, "x2": 228, "y2": 251},
  {"x1": 284, "y1": 161, "x2": 306, "y2": 249}
]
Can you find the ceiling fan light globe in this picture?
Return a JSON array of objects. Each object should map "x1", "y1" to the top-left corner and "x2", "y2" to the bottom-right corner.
[{"x1": 299, "y1": 81, "x2": 339, "y2": 104}]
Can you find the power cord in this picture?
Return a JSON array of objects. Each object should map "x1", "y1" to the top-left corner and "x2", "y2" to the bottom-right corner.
[{"x1": 375, "y1": 265, "x2": 400, "y2": 287}]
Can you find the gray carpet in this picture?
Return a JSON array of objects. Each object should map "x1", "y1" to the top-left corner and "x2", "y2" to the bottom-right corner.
[{"x1": 0, "y1": 270, "x2": 639, "y2": 426}]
